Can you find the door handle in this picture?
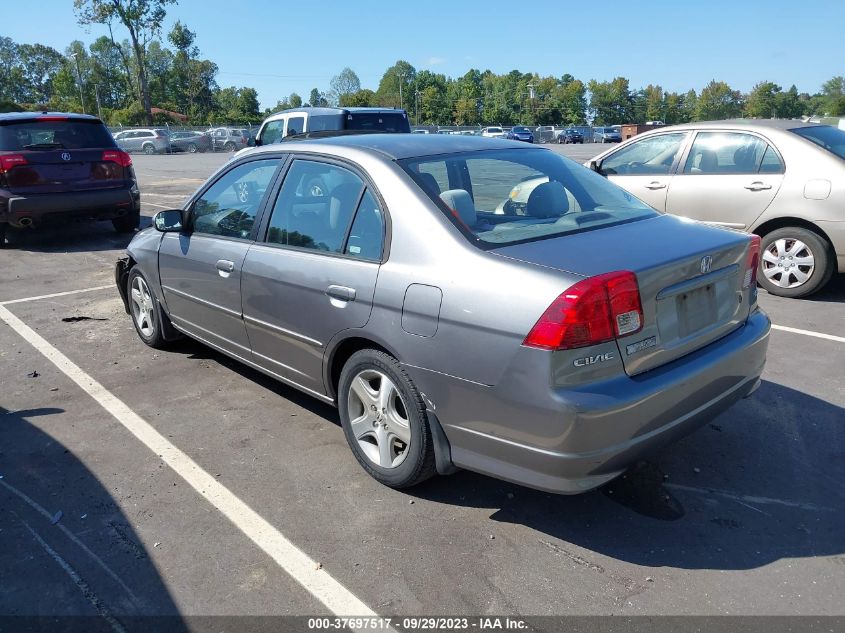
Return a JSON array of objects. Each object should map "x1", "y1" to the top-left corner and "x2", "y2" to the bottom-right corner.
[
  {"x1": 215, "y1": 259, "x2": 235, "y2": 273},
  {"x1": 745, "y1": 182, "x2": 772, "y2": 191},
  {"x1": 326, "y1": 285, "x2": 356, "y2": 302},
  {"x1": 644, "y1": 181, "x2": 667, "y2": 190}
]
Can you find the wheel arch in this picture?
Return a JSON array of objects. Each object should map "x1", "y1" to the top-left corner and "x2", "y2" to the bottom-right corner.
[{"x1": 325, "y1": 335, "x2": 395, "y2": 401}]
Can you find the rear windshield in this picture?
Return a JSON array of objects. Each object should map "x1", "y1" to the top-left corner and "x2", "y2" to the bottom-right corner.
[
  {"x1": 400, "y1": 148, "x2": 656, "y2": 248},
  {"x1": 0, "y1": 119, "x2": 116, "y2": 150},
  {"x1": 791, "y1": 125, "x2": 845, "y2": 162},
  {"x1": 345, "y1": 112, "x2": 410, "y2": 133},
  {"x1": 488, "y1": 128, "x2": 503, "y2": 133}
]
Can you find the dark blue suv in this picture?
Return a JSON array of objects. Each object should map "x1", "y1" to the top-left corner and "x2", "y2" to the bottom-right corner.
[{"x1": 0, "y1": 112, "x2": 140, "y2": 246}]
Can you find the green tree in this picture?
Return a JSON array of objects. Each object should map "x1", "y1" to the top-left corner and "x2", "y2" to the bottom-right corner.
[
  {"x1": 308, "y1": 88, "x2": 327, "y2": 107},
  {"x1": 375, "y1": 60, "x2": 416, "y2": 109},
  {"x1": 695, "y1": 80, "x2": 743, "y2": 120},
  {"x1": 75, "y1": 0, "x2": 176, "y2": 124},
  {"x1": 744, "y1": 81, "x2": 781, "y2": 118},
  {"x1": 328, "y1": 67, "x2": 360, "y2": 106},
  {"x1": 820, "y1": 76, "x2": 845, "y2": 115},
  {"x1": 17, "y1": 43, "x2": 66, "y2": 104},
  {"x1": 588, "y1": 77, "x2": 633, "y2": 124},
  {"x1": 339, "y1": 88, "x2": 374, "y2": 107}
]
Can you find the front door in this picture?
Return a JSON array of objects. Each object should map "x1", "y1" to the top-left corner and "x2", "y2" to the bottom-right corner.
[
  {"x1": 599, "y1": 132, "x2": 689, "y2": 211},
  {"x1": 241, "y1": 158, "x2": 385, "y2": 395},
  {"x1": 158, "y1": 158, "x2": 281, "y2": 358},
  {"x1": 665, "y1": 130, "x2": 785, "y2": 229}
]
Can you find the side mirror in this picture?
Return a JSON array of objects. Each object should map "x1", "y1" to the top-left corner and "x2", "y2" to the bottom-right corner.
[
  {"x1": 153, "y1": 209, "x2": 183, "y2": 232},
  {"x1": 254, "y1": 136, "x2": 262, "y2": 147},
  {"x1": 589, "y1": 160, "x2": 604, "y2": 176}
]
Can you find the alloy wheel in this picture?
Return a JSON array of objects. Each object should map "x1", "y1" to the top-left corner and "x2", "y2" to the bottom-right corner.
[
  {"x1": 130, "y1": 275, "x2": 156, "y2": 338},
  {"x1": 346, "y1": 369, "x2": 411, "y2": 469}
]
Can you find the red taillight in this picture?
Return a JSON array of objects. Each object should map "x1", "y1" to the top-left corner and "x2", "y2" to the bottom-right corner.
[
  {"x1": 102, "y1": 150, "x2": 132, "y2": 168},
  {"x1": 0, "y1": 154, "x2": 28, "y2": 174},
  {"x1": 744, "y1": 234, "x2": 761, "y2": 289},
  {"x1": 523, "y1": 271, "x2": 644, "y2": 350}
]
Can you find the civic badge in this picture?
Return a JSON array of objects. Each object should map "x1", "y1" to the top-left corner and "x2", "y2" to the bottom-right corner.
[
  {"x1": 60, "y1": 152, "x2": 71, "y2": 161},
  {"x1": 700, "y1": 255, "x2": 712, "y2": 274}
]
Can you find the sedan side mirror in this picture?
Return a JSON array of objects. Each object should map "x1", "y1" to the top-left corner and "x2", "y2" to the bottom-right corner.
[
  {"x1": 589, "y1": 160, "x2": 604, "y2": 176},
  {"x1": 254, "y1": 136, "x2": 262, "y2": 147},
  {"x1": 153, "y1": 209, "x2": 184, "y2": 232}
]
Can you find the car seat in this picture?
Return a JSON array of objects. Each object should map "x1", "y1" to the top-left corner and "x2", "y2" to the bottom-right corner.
[
  {"x1": 439, "y1": 189, "x2": 477, "y2": 228},
  {"x1": 526, "y1": 181, "x2": 568, "y2": 219}
]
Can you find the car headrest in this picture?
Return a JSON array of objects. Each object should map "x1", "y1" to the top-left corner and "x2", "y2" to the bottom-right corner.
[
  {"x1": 416, "y1": 172, "x2": 441, "y2": 196},
  {"x1": 440, "y1": 189, "x2": 477, "y2": 227},
  {"x1": 526, "y1": 181, "x2": 569, "y2": 218}
]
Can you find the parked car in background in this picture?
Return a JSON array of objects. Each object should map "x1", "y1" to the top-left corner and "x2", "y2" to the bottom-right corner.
[
  {"x1": 481, "y1": 126, "x2": 506, "y2": 139},
  {"x1": 254, "y1": 107, "x2": 410, "y2": 146},
  {"x1": 535, "y1": 125, "x2": 556, "y2": 143},
  {"x1": 507, "y1": 126, "x2": 535, "y2": 143},
  {"x1": 169, "y1": 131, "x2": 212, "y2": 153},
  {"x1": 209, "y1": 127, "x2": 249, "y2": 152},
  {"x1": 588, "y1": 120, "x2": 845, "y2": 297},
  {"x1": 593, "y1": 127, "x2": 622, "y2": 143},
  {"x1": 113, "y1": 128, "x2": 171, "y2": 154},
  {"x1": 558, "y1": 129, "x2": 583, "y2": 144},
  {"x1": 412, "y1": 129, "x2": 431, "y2": 134},
  {"x1": 116, "y1": 134, "x2": 768, "y2": 494},
  {"x1": 0, "y1": 112, "x2": 140, "y2": 245}
]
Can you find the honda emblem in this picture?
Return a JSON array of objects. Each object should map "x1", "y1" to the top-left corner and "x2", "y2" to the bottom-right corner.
[
  {"x1": 60, "y1": 152, "x2": 71, "y2": 161},
  {"x1": 700, "y1": 255, "x2": 713, "y2": 274}
]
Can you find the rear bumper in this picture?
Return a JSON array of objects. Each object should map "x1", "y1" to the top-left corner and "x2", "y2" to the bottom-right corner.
[
  {"x1": 418, "y1": 309, "x2": 770, "y2": 494},
  {"x1": 1, "y1": 187, "x2": 140, "y2": 227}
]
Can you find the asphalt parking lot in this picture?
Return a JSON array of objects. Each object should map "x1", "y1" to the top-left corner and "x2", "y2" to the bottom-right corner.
[{"x1": 1, "y1": 144, "x2": 843, "y2": 629}]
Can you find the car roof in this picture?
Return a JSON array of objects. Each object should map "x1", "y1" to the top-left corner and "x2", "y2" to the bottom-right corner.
[
  {"x1": 654, "y1": 119, "x2": 818, "y2": 132},
  {"x1": 265, "y1": 106, "x2": 407, "y2": 118},
  {"x1": 0, "y1": 111, "x2": 103, "y2": 123},
  {"x1": 245, "y1": 133, "x2": 537, "y2": 160}
]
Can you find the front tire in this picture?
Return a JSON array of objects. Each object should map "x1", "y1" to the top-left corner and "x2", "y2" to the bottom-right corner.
[
  {"x1": 127, "y1": 267, "x2": 170, "y2": 349},
  {"x1": 757, "y1": 227, "x2": 834, "y2": 298},
  {"x1": 224, "y1": 142, "x2": 236, "y2": 152},
  {"x1": 338, "y1": 349, "x2": 437, "y2": 489},
  {"x1": 0, "y1": 222, "x2": 6, "y2": 248},
  {"x1": 187, "y1": 143, "x2": 198, "y2": 153}
]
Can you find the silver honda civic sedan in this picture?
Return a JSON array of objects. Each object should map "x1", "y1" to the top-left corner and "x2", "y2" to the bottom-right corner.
[{"x1": 115, "y1": 135, "x2": 770, "y2": 494}]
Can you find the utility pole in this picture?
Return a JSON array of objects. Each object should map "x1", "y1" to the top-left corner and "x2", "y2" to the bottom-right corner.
[
  {"x1": 69, "y1": 53, "x2": 86, "y2": 114},
  {"x1": 94, "y1": 84, "x2": 103, "y2": 120},
  {"x1": 415, "y1": 90, "x2": 420, "y2": 125},
  {"x1": 398, "y1": 72, "x2": 406, "y2": 110}
]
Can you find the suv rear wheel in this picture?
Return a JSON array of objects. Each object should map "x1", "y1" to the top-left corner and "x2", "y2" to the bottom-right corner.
[
  {"x1": 223, "y1": 142, "x2": 236, "y2": 152},
  {"x1": 142, "y1": 143, "x2": 155, "y2": 155},
  {"x1": 757, "y1": 227, "x2": 834, "y2": 298}
]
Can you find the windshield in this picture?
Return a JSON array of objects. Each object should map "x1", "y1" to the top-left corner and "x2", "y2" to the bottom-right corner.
[
  {"x1": 400, "y1": 148, "x2": 656, "y2": 248},
  {"x1": 513, "y1": 127, "x2": 529, "y2": 132},
  {"x1": 791, "y1": 125, "x2": 845, "y2": 161},
  {"x1": 488, "y1": 128, "x2": 502, "y2": 133},
  {"x1": 0, "y1": 119, "x2": 116, "y2": 150}
]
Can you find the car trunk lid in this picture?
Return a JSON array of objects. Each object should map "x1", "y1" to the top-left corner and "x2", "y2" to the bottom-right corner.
[{"x1": 493, "y1": 214, "x2": 753, "y2": 375}]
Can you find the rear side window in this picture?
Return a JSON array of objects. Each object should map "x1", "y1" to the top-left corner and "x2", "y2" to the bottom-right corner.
[
  {"x1": 286, "y1": 117, "x2": 305, "y2": 136},
  {"x1": 0, "y1": 119, "x2": 116, "y2": 150},
  {"x1": 345, "y1": 112, "x2": 410, "y2": 133},
  {"x1": 683, "y1": 132, "x2": 777, "y2": 175}
]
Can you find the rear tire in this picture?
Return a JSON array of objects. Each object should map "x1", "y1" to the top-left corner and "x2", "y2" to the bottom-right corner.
[
  {"x1": 112, "y1": 209, "x2": 140, "y2": 233},
  {"x1": 0, "y1": 222, "x2": 7, "y2": 248},
  {"x1": 142, "y1": 143, "x2": 155, "y2": 155},
  {"x1": 338, "y1": 349, "x2": 437, "y2": 489},
  {"x1": 757, "y1": 227, "x2": 834, "y2": 298},
  {"x1": 187, "y1": 143, "x2": 198, "y2": 153},
  {"x1": 224, "y1": 142, "x2": 236, "y2": 152}
]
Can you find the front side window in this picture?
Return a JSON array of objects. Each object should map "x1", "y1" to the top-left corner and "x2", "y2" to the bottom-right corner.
[
  {"x1": 683, "y1": 132, "x2": 777, "y2": 175},
  {"x1": 266, "y1": 160, "x2": 367, "y2": 253},
  {"x1": 262, "y1": 120, "x2": 284, "y2": 144},
  {"x1": 600, "y1": 132, "x2": 687, "y2": 175},
  {"x1": 191, "y1": 159, "x2": 279, "y2": 238},
  {"x1": 401, "y1": 148, "x2": 656, "y2": 247}
]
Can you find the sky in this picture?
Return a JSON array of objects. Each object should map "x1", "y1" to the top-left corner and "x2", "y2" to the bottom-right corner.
[{"x1": 3, "y1": 0, "x2": 844, "y2": 110}]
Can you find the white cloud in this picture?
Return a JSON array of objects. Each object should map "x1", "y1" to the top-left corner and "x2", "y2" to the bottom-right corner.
[{"x1": 425, "y1": 56, "x2": 447, "y2": 66}]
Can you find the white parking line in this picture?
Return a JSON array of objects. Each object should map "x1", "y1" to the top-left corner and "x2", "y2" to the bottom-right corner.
[
  {"x1": 0, "y1": 304, "x2": 383, "y2": 627},
  {"x1": 770, "y1": 324, "x2": 845, "y2": 344},
  {"x1": 0, "y1": 285, "x2": 114, "y2": 306},
  {"x1": 140, "y1": 201, "x2": 173, "y2": 210}
]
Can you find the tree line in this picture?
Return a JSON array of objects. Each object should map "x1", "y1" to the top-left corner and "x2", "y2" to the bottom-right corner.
[{"x1": 0, "y1": 0, "x2": 843, "y2": 127}]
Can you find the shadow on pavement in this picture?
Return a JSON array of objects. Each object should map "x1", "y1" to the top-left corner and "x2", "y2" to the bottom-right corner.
[
  {"x1": 0, "y1": 405, "x2": 187, "y2": 631},
  {"x1": 4, "y1": 216, "x2": 152, "y2": 254},
  {"x1": 408, "y1": 380, "x2": 845, "y2": 571}
]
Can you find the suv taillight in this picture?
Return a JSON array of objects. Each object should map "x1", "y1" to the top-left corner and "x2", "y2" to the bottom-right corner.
[
  {"x1": 744, "y1": 234, "x2": 761, "y2": 289},
  {"x1": 102, "y1": 150, "x2": 132, "y2": 168},
  {"x1": 523, "y1": 271, "x2": 644, "y2": 350},
  {"x1": 0, "y1": 154, "x2": 28, "y2": 174}
]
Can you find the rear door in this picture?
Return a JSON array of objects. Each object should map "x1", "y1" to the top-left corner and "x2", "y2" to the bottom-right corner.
[
  {"x1": 665, "y1": 130, "x2": 785, "y2": 229},
  {"x1": 241, "y1": 158, "x2": 385, "y2": 395},
  {"x1": 598, "y1": 131, "x2": 689, "y2": 211},
  {"x1": 158, "y1": 157, "x2": 282, "y2": 358}
]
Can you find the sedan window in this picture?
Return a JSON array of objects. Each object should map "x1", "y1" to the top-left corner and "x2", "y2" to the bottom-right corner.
[
  {"x1": 683, "y1": 132, "x2": 776, "y2": 175},
  {"x1": 191, "y1": 159, "x2": 279, "y2": 238},
  {"x1": 266, "y1": 160, "x2": 364, "y2": 253},
  {"x1": 600, "y1": 133, "x2": 686, "y2": 175}
]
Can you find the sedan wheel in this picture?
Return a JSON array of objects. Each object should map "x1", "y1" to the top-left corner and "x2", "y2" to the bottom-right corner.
[
  {"x1": 758, "y1": 227, "x2": 833, "y2": 298},
  {"x1": 339, "y1": 349, "x2": 436, "y2": 488},
  {"x1": 142, "y1": 143, "x2": 155, "y2": 155},
  {"x1": 127, "y1": 268, "x2": 170, "y2": 348},
  {"x1": 187, "y1": 143, "x2": 198, "y2": 153}
]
